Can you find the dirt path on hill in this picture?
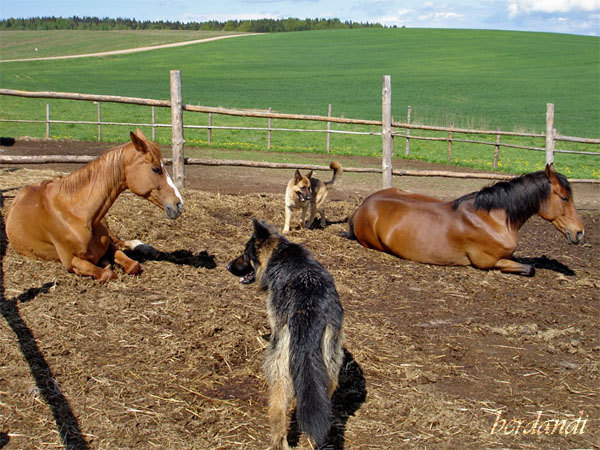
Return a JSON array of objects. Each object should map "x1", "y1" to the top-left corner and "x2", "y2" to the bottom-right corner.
[{"x1": 0, "y1": 33, "x2": 257, "y2": 63}]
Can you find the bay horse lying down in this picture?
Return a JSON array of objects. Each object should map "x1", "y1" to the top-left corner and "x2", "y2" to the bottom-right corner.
[
  {"x1": 348, "y1": 164, "x2": 584, "y2": 276},
  {"x1": 6, "y1": 129, "x2": 183, "y2": 281}
]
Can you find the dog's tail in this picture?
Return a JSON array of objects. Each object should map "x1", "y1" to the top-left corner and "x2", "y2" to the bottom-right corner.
[
  {"x1": 324, "y1": 161, "x2": 342, "y2": 187},
  {"x1": 289, "y1": 314, "x2": 332, "y2": 446}
]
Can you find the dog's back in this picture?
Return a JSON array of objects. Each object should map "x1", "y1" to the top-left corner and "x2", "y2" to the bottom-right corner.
[{"x1": 263, "y1": 238, "x2": 344, "y2": 446}]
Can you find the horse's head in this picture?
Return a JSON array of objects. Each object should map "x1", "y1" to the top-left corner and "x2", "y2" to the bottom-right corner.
[
  {"x1": 124, "y1": 129, "x2": 183, "y2": 219},
  {"x1": 538, "y1": 164, "x2": 584, "y2": 244}
]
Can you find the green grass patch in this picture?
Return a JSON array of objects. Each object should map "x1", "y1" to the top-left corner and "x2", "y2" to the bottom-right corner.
[{"x1": 0, "y1": 28, "x2": 598, "y2": 178}]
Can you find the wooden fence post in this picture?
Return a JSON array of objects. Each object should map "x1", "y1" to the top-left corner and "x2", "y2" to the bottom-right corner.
[
  {"x1": 447, "y1": 124, "x2": 453, "y2": 161},
  {"x1": 327, "y1": 104, "x2": 332, "y2": 153},
  {"x1": 493, "y1": 130, "x2": 500, "y2": 169},
  {"x1": 405, "y1": 106, "x2": 411, "y2": 156},
  {"x1": 207, "y1": 113, "x2": 212, "y2": 146},
  {"x1": 45, "y1": 103, "x2": 50, "y2": 139},
  {"x1": 170, "y1": 70, "x2": 185, "y2": 190},
  {"x1": 267, "y1": 107, "x2": 272, "y2": 149},
  {"x1": 546, "y1": 103, "x2": 555, "y2": 165},
  {"x1": 382, "y1": 75, "x2": 393, "y2": 188},
  {"x1": 97, "y1": 102, "x2": 101, "y2": 142},
  {"x1": 151, "y1": 106, "x2": 156, "y2": 141}
]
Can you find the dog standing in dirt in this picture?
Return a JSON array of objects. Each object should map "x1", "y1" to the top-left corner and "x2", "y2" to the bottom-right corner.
[
  {"x1": 283, "y1": 161, "x2": 342, "y2": 233},
  {"x1": 227, "y1": 219, "x2": 344, "y2": 449}
]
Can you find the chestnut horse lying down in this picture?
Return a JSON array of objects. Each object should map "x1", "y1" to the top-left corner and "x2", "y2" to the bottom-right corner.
[
  {"x1": 348, "y1": 164, "x2": 584, "y2": 276},
  {"x1": 6, "y1": 129, "x2": 183, "y2": 281}
]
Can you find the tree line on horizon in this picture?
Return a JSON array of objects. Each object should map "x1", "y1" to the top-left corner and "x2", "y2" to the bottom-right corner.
[{"x1": 0, "y1": 16, "x2": 386, "y2": 32}]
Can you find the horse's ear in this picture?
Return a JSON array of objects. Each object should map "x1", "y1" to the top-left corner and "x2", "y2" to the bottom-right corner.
[
  {"x1": 130, "y1": 131, "x2": 149, "y2": 153},
  {"x1": 252, "y1": 218, "x2": 273, "y2": 241},
  {"x1": 545, "y1": 163, "x2": 558, "y2": 182},
  {"x1": 294, "y1": 169, "x2": 302, "y2": 183},
  {"x1": 134, "y1": 128, "x2": 147, "y2": 140},
  {"x1": 306, "y1": 170, "x2": 313, "y2": 179}
]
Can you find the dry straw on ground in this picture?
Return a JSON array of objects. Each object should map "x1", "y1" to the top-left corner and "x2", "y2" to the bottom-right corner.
[{"x1": 0, "y1": 167, "x2": 598, "y2": 449}]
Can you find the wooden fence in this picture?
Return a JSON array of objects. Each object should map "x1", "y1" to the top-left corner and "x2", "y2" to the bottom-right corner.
[{"x1": 1, "y1": 71, "x2": 599, "y2": 189}]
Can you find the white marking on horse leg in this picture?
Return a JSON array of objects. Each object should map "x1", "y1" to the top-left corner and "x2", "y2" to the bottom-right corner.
[
  {"x1": 124, "y1": 240, "x2": 159, "y2": 258},
  {"x1": 123, "y1": 239, "x2": 146, "y2": 250},
  {"x1": 162, "y1": 162, "x2": 184, "y2": 205}
]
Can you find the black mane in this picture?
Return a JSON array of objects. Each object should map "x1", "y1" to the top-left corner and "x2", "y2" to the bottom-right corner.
[{"x1": 453, "y1": 170, "x2": 572, "y2": 228}]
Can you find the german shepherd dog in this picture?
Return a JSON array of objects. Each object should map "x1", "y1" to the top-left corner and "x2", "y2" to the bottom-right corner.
[
  {"x1": 227, "y1": 219, "x2": 344, "y2": 449},
  {"x1": 283, "y1": 161, "x2": 342, "y2": 233}
]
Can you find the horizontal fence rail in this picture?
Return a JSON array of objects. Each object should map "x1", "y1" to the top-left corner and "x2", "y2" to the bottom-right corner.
[
  {"x1": 0, "y1": 154, "x2": 597, "y2": 184},
  {"x1": 1, "y1": 78, "x2": 599, "y2": 187},
  {"x1": 392, "y1": 131, "x2": 599, "y2": 156},
  {"x1": 4, "y1": 113, "x2": 594, "y2": 155}
]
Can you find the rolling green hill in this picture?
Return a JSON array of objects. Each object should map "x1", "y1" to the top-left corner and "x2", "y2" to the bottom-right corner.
[
  {"x1": 0, "y1": 28, "x2": 598, "y2": 177},
  {"x1": 0, "y1": 30, "x2": 244, "y2": 60}
]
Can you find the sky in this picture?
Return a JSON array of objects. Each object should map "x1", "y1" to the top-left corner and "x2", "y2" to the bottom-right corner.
[{"x1": 0, "y1": 0, "x2": 599, "y2": 36}]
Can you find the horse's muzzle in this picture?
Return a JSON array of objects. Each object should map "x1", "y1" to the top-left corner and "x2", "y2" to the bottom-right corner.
[
  {"x1": 565, "y1": 229, "x2": 584, "y2": 245},
  {"x1": 165, "y1": 201, "x2": 183, "y2": 219}
]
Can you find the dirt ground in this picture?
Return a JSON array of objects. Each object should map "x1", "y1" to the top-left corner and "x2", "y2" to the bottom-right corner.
[{"x1": 0, "y1": 139, "x2": 598, "y2": 449}]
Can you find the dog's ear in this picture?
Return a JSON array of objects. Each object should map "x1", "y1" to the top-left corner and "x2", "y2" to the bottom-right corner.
[
  {"x1": 294, "y1": 169, "x2": 302, "y2": 183},
  {"x1": 306, "y1": 170, "x2": 313, "y2": 179},
  {"x1": 252, "y1": 218, "x2": 272, "y2": 241}
]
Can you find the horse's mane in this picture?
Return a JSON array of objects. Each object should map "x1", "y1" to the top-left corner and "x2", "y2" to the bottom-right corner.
[
  {"x1": 452, "y1": 170, "x2": 572, "y2": 227},
  {"x1": 58, "y1": 143, "x2": 127, "y2": 197}
]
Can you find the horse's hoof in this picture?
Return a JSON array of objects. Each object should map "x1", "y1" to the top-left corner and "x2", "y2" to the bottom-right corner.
[
  {"x1": 98, "y1": 269, "x2": 116, "y2": 282},
  {"x1": 523, "y1": 266, "x2": 535, "y2": 277},
  {"x1": 126, "y1": 261, "x2": 141, "y2": 275}
]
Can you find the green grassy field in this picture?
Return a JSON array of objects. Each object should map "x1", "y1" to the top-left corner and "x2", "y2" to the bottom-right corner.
[
  {"x1": 0, "y1": 30, "x2": 242, "y2": 59},
  {"x1": 0, "y1": 28, "x2": 598, "y2": 178}
]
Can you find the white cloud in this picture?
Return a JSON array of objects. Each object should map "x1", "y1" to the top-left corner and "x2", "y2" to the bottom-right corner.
[
  {"x1": 508, "y1": 3, "x2": 520, "y2": 17},
  {"x1": 418, "y1": 11, "x2": 464, "y2": 21},
  {"x1": 374, "y1": 8, "x2": 411, "y2": 26},
  {"x1": 508, "y1": 0, "x2": 600, "y2": 16},
  {"x1": 436, "y1": 11, "x2": 463, "y2": 19}
]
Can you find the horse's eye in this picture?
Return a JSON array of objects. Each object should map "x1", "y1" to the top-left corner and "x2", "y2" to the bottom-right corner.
[
  {"x1": 152, "y1": 166, "x2": 162, "y2": 174},
  {"x1": 561, "y1": 196, "x2": 568, "y2": 202}
]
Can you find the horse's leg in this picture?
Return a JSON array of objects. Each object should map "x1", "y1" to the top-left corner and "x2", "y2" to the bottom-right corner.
[
  {"x1": 113, "y1": 249, "x2": 142, "y2": 275},
  {"x1": 493, "y1": 258, "x2": 535, "y2": 276},
  {"x1": 106, "y1": 225, "x2": 147, "y2": 252},
  {"x1": 70, "y1": 256, "x2": 116, "y2": 282},
  {"x1": 103, "y1": 238, "x2": 141, "y2": 275},
  {"x1": 470, "y1": 250, "x2": 534, "y2": 276},
  {"x1": 51, "y1": 237, "x2": 115, "y2": 281},
  {"x1": 466, "y1": 234, "x2": 530, "y2": 275},
  {"x1": 100, "y1": 221, "x2": 142, "y2": 275}
]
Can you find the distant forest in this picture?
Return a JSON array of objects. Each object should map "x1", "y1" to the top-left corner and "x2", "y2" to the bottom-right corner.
[{"x1": 0, "y1": 16, "x2": 385, "y2": 32}]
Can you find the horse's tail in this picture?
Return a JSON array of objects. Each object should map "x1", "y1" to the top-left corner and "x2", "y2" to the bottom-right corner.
[
  {"x1": 324, "y1": 161, "x2": 342, "y2": 187},
  {"x1": 289, "y1": 313, "x2": 331, "y2": 447}
]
